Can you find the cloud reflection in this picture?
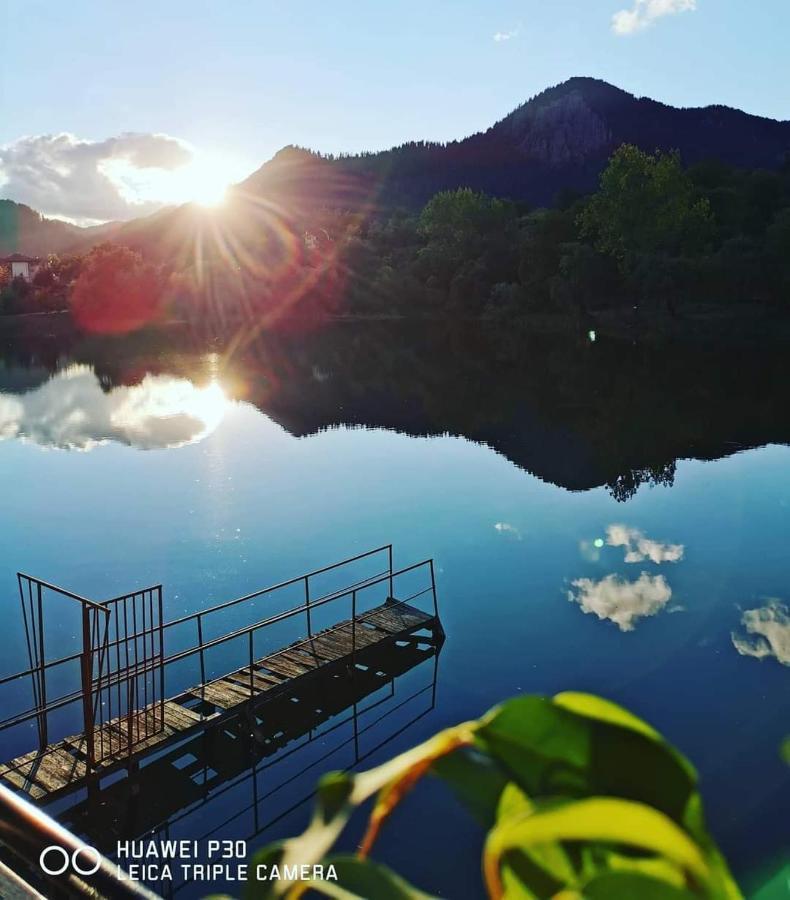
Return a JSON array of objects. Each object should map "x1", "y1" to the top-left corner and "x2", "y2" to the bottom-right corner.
[
  {"x1": 568, "y1": 572, "x2": 673, "y2": 632},
  {"x1": 732, "y1": 601, "x2": 790, "y2": 666},
  {"x1": 606, "y1": 524, "x2": 684, "y2": 564},
  {"x1": 0, "y1": 365, "x2": 228, "y2": 451},
  {"x1": 494, "y1": 522, "x2": 522, "y2": 540}
]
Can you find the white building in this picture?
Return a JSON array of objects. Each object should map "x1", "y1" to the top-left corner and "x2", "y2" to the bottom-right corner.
[{"x1": 0, "y1": 254, "x2": 41, "y2": 282}]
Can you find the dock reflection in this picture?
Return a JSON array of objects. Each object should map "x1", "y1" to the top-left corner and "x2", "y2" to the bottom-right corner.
[{"x1": 58, "y1": 631, "x2": 442, "y2": 897}]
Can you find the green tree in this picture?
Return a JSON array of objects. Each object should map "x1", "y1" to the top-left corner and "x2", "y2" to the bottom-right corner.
[
  {"x1": 765, "y1": 207, "x2": 790, "y2": 303},
  {"x1": 417, "y1": 189, "x2": 518, "y2": 297},
  {"x1": 578, "y1": 145, "x2": 714, "y2": 275}
]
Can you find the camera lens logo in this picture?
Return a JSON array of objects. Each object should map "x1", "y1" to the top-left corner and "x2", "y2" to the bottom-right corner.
[{"x1": 40, "y1": 845, "x2": 101, "y2": 877}]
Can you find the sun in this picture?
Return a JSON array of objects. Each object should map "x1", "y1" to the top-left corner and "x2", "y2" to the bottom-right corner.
[
  {"x1": 101, "y1": 149, "x2": 248, "y2": 210},
  {"x1": 177, "y1": 156, "x2": 235, "y2": 207}
]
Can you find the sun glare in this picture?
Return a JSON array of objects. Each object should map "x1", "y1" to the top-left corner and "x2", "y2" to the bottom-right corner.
[
  {"x1": 102, "y1": 150, "x2": 248, "y2": 210},
  {"x1": 178, "y1": 158, "x2": 233, "y2": 207}
]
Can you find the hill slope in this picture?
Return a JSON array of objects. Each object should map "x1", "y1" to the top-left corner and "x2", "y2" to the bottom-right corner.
[
  {"x1": 0, "y1": 200, "x2": 119, "y2": 257},
  {"x1": 240, "y1": 76, "x2": 790, "y2": 210}
]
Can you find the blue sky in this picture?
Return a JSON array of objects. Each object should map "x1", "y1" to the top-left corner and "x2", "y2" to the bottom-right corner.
[{"x1": 2, "y1": 0, "x2": 789, "y2": 221}]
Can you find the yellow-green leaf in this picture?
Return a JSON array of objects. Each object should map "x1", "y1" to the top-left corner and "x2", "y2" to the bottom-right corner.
[{"x1": 484, "y1": 797, "x2": 713, "y2": 899}]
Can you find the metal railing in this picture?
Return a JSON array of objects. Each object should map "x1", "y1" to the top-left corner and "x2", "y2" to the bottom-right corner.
[
  {"x1": 0, "y1": 545, "x2": 439, "y2": 777},
  {"x1": 0, "y1": 782, "x2": 160, "y2": 899}
]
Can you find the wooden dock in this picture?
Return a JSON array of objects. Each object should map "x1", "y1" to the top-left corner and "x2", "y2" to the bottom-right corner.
[
  {"x1": 0, "y1": 597, "x2": 439, "y2": 803},
  {"x1": 59, "y1": 631, "x2": 440, "y2": 852}
]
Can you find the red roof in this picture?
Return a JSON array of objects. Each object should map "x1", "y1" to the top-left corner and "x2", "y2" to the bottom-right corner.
[{"x1": 0, "y1": 254, "x2": 40, "y2": 264}]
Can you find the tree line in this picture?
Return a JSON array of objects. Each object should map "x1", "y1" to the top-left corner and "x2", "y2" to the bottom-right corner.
[
  {"x1": 2, "y1": 144, "x2": 789, "y2": 330},
  {"x1": 342, "y1": 144, "x2": 790, "y2": 320}
]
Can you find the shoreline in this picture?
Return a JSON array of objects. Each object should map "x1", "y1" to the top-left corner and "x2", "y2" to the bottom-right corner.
[{"x1": 1, "y1": 303, "x2": 789, "y2": 346}]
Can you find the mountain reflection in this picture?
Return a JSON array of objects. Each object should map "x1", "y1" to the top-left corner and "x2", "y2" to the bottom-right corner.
[
  {"x1": 1, "y1": 319, "x2": 790, "y2": 495},
  {"x1": 0, "y1": 364, "x2": 228, "y2": 450}
]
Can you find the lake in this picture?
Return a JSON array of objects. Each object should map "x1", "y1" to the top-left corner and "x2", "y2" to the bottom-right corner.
[{"x1": 0, "y1": 318, "x2": 788, "y2": 898}]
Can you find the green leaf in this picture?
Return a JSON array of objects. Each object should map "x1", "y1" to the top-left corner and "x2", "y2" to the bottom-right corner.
[
  {"x1": 477, "y1": 695, "x2": 699, "y2": 830},
  {"x1": 431, "y1": 747, "x2": 508, "y2": 828},
  {"x1": 243, "y1": 843, "x2": 285, "y2": 900},
  {"x1": 553, "y1": 692, "x2": 660, "y2": 741},
  {"x1": 496, "y1": 784, "x2": 577, "y2": 889},
  {"x1": 311, "y1": 856, "x2": 439, "y2": 899},
  {"x1": 580, "y1": 872, "x2": 699, "y2": 899},
  {"x1": 483, "y1": 797, "x2": 714, "y2": 898},
  {"x1": 476, "y1": 696, "x2": 592, "y2": 794}
]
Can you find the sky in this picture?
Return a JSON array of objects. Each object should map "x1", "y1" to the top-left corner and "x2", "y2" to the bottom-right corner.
[{"x1": 2, "y1": 0, "x2": 789, "y2": 224}]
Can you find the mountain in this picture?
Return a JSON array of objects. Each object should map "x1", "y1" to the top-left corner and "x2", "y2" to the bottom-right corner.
[
  {"x1": 6, "y1": 77, "x2": 790, "y2": 256},
  {"x1": 0, "y1": 200, "x2": 120, "y2": 257},
  {"x1": 239, "y1": 76, "x2": 790, "y2": 210}
]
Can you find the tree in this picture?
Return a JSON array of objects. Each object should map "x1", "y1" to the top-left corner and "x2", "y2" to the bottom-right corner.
[
  {"x1": 578, "y1": 145, "x2": 714, "y2": 275},
  {"x1": 765, "y1": 207, "x2": 790, "y2": 303},
  {"x1": 417, "y1": 189, "x2": 518, "y2": 296},
  {"x1": 69, "y1": 244, "x2": 164, "y2": 333}
]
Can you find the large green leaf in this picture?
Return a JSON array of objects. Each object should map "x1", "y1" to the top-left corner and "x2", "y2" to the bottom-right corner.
[
  {"x1": 477, "y1": 695, "x2": 698, "y2": 828},
  {"x1": 483, "y1": 797, "x2": 714, "y2": 898},
  {"x1": 475, "y1": 696, "x2": 592, "y2": 795}
]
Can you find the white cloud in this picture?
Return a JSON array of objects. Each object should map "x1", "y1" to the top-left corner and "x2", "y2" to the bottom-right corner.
[
  {"x1": 0, "y1": 365, "x2": 228, "y2": 451},
  {"x1": 568, "y1": 572, "x2": 672, "y2": 631},
  {"x1": 0, "y1": 132, "x2": 194, "y2": 223},
  {"x1": 493, "y1": 27, "x2": 519, "y2": 42},
  {"x1": 494, "y1": 522, "x2": 521, "y2": 539},
  {"x1": 612, "y1": 0, "x2": 696, "y2": 35},
  {"x1": 732, "y1": 601, "x2": 790, "y2": 666},
  {"x1": 606, "y1": 524, "x2": 684, "y2": 564}
]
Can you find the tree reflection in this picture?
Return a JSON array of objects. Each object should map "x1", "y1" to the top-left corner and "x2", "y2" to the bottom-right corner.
[{"x1": 1, "y1": 319, "x2": 789, "y2": 499}]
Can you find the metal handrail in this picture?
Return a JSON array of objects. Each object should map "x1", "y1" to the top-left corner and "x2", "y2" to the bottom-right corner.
[
  {"x1": 0, "y1": 546, "x2": 393, "y2": 686},
  {"x1": 158, "y1": 543, "x2": 392, "y2": 628},
  {"x1": 0, "y1": 548, "x2": 427, "y2": 734},
  {"x1": 0, "y1": 782, "x2": 160, "y2": 899},
  {"x1": 0, "y1": 561, "x2": 435, "y2": 737},
  {"x1": 160, "y1": 558, "x2": 433, "y2": 670},
  {"x1": 16, "y1": 573, "x2": 109, "y2": 611},
  {"x1": 0, "y1": 575, "x2": 392, "y2": 729},
  {"x1": 0, "y1": 546, "x2": 439, "y2": 778}
]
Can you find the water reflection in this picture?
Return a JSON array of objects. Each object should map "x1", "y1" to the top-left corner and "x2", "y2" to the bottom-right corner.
[
  {"x1": 2, "y1": 319, "x2": 790, "y2": 496},
  {"x1": 568, "y1": 572, "x2": 674, "y2": 632},
  {"x1": 0, "y1": 364, "x2": 229, "y2": 450},
  {"x1": 732, "y1": 600, "x2": 790, "y2": 666}
]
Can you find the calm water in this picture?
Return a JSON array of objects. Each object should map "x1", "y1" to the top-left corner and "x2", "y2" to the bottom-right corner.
[{"x1": 0, "y1": 320, "x2": 788, "y2": 897}]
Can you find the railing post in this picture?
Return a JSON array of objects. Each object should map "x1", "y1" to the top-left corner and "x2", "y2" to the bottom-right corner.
[
  {"x1": 197, "y1": 614, "x2": 206, "y2": 688},
  {"x1": 304, "y1": 576, "x2": 312, "y2": 637},
  {"x1": 158, "y1": 587, "x2": 165, "y2": 733},
  {"x1": 36, "y1": 583, "x2": 47, "y2": 748},
  {"x1": 387, "y1": 545, "x2": 394, "y2": 600},
  {"x1": 127, "y1": 677, "x2": 135, "y2": 750},
  {"x1": 351, "y1": 590, "x2": 357, "y2": 661},
  {"x1": 249, "y1": 630, "x2": 254, "y2": 697},
  {"x1": 80, "y1": 604, "x2": 95, "y2": 767},
  {"x1": 429, "y1": 559, "x2": 438, "y2": 617}
]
